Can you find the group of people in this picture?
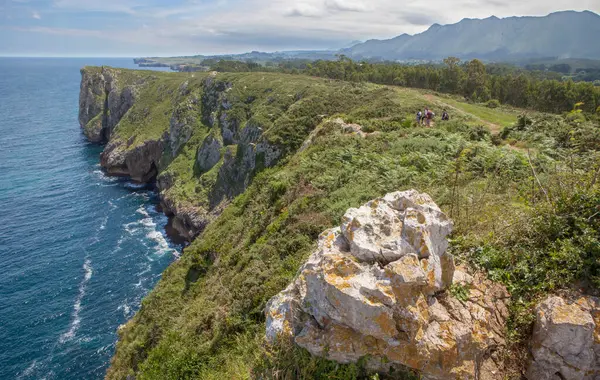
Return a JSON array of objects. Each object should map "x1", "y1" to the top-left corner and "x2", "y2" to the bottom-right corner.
[{"x1": 416, "y1": 107, "x2": 450, "y2": 127}]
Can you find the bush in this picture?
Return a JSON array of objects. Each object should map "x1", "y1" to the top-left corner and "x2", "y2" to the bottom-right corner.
[{"x1": 486, "y1": 99, "x2": 501, "y2": 109}]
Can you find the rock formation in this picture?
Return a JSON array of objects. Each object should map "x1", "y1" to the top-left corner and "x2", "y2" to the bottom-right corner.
[
  {"x1": 197, "y1": 134, "x2": 222, "y2": 173},
  {"x1": 79, "y1": 67, "x2": 141, "y2": 143},
  {"x1": 266, "y1": 190, "x2": 510, "y2": 380},
  {"x1": 527, "y1": 295, "x2": 600, "y2": 380}
]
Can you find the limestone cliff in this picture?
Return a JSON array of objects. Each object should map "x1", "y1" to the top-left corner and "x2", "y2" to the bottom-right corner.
[
  {"x1": 80, "y1": 68, "x2": 285, "y2": 240},
  {"x1": 266, "y1": 190, "x2": 510, "y2": 380},
  {"x1": 79, "y1": 67, "x2": 141, "y2": 143}
]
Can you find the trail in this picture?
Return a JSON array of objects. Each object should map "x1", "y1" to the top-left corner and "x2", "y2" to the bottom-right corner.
[{"x1": 423, "y1": 94, "x2": 503, "y2": 134}]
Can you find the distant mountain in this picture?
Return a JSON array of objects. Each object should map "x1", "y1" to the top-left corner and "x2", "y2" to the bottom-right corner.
[{"x1": 343, "y1": 11, "x2": 600, "y2": 61}]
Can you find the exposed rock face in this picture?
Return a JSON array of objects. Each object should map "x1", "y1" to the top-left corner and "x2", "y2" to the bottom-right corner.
[
  {"x1": 527, "y1": 296, "x2": 600, "y2": 380},
  {"x1": 101, "y1": 139, "x2": 164, "y2": 183},
  {"x1": 170, "y1": 94, "x2": 199, "y2": 155},
  {"x1": 266, "y1": 190, "x2": 510, "y2": 380},
  {"x1": 79, "y1": 67, "x2": 140, "y2": 143},
  {"x1": 197, "y1": 134, "x2": 222, "y2": 173}
]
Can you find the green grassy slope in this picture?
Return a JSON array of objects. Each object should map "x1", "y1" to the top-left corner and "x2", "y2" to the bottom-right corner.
[{"x1": 100, "y1": 70, "x2": 600, "y2": 379}]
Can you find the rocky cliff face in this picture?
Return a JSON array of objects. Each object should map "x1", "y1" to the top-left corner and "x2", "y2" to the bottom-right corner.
[
  {"x1": 527, "y1": 295, "x2": 600, "y2": 380},
  {"x1": 79, "y1": 68, "x2": 286, "y2": 241},
  {"x1": 266, "y1": 190, "x2": 510, "y2": 380},
  {"x1": 79, "y1": 67, "x2": 140, "y2": 143}
]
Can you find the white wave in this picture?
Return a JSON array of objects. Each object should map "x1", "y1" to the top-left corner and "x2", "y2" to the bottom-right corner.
[
  {"x1": 92, "y1": 169, "x2": 119, "y2": 183},
  {"x1": 117, "y1": 302, "x2": 132, "y2": 317},
  {"x1": 99, "y1": 215, "x2": 108, "y2": 230},
  {"x1": 124, "y1": 222, "x2": 141, "y2": 235},
  {"x1": 136, "y1": 206, "x2": 151, "y2": 218},
  {"x1": 146, "y1": 230, "x2": 174, "y2": 256},
  {"x1": 59, "y1": 259, "x2": 92, "y2": 344}
]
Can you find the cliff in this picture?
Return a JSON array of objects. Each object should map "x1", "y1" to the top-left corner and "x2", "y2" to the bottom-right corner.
[{"x1": 78, "y1": 68, "x2": 600, "y2": 379}]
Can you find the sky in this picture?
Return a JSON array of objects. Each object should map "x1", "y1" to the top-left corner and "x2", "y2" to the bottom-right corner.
[{"x1": 1, "y1": 0, "x2": 600, "y2": 57}]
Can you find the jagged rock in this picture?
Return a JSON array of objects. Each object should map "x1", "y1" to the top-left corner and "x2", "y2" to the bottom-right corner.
[
  {"x1": 266, "y1": 190, "x2": 510, "y2": 380},
  {"x1": 527, "y1": 295, "x2": 600, "y2": 380},
  {"x1": 340, "y1": 190, "x2": 454, "y2": 291},
  {"x1": 101, "y1": 139, "x2": 163, "y2": 182},
  {"x1": 79, "y1": 69, "x2": 106, "y2": 142},
  {"x1": 197, "y1": 134, "x2": 222, "y2": 173},
  {"x1": 79, "y1": 67, "x2": 140, "y2": 143},
  {"x1": 335, "y1": 117, "x2": 367, "y2": 138},
  {"x1": 159, "y1": 194, "x2": 210, "y2": 241},
  {"x1": 170, "y1": 96, "x2": 199, "y2": 155}
]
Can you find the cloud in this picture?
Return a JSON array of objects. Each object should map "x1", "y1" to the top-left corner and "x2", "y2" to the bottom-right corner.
[
  {"x1": 400, "y1": 11, "x2": 438, "y2": 26},
  {"x1": 325, "y1": 0, "x2": 368, "y2": 12},
  {"x1": 285, "y1": 3, "x2": 324, "y2": 17},
  {"x1": 32, "y1": 11, "x2": 41, "y2": 19}
]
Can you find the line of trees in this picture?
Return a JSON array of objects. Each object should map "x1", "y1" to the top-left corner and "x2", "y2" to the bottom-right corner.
[
  {"x1": 301, "y1": 56, "x2": 600, "y2": 114},
  {"x1": 200, "y1": 56, "x2": 600, "y2": 115}
]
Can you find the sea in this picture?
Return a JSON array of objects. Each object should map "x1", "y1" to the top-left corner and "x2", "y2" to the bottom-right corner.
[{"x1": 0, "y1": 58, "x2": 181, "y2": 379}]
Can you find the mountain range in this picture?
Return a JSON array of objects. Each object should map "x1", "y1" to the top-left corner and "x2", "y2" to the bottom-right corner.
[{"x1": 343, "y1": 10, "x2": 600, "y2": 61}]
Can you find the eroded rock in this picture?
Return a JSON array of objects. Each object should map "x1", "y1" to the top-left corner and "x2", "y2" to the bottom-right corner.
[
  {"x1": 101, "y1": 139, "x2": 164, "y2": 182},
  {"x1": 170, "y1": 96, "x2": 199, "y2": 155},
  {"x1": 79, "y1": 67, "x2": 140, "y2": 143},
  {"x1": 527, "y1": 295, "x2": 600, "y2": 380},
  {"x1": 197, "y1": 134, "x2": 222, "y2": 173},
  {"x1": 266, "y1": 190, "x2": 510, "y2": 380}
]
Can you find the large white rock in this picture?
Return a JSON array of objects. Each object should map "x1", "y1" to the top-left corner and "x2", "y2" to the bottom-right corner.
[
  {"x1": 266, "y1": 190, "x2": 510, "y2": 380},
  {"x1": 340, "y1": 190, "x2": 454, "y2": 291},
  {"x1": 527, "y1": 296, "x2": 600, "y2": 380}
]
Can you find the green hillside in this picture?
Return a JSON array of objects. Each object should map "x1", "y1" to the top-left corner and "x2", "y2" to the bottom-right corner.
[{"x1": 89, "y1": 69, "x2": 600, "y2": 379}]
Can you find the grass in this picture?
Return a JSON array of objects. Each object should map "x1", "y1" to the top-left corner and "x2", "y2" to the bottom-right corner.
[
  {"x1": 429, "y1": 94, "x2": 519, "y2": 130},
  {"x1": 93, "y1": 68, "x2": 600, "y2": 379}
]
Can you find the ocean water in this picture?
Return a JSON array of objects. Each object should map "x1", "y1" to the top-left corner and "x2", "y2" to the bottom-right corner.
[{"x1": 0, "y1": 58, "x2": 180, "y2": 379}]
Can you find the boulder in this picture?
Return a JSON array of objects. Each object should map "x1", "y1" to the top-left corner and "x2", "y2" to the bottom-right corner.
[
  {"x1": 527, "y1": 295, "x2": 600, "y2": 380},
  {"x1": 266, "y1": 190, "x2": 510, "y2": 380}
]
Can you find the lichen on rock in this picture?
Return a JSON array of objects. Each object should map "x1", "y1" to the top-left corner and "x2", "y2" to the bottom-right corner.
[{"x1": 266, "y1": 190, "x2": 510, "y2": 380}]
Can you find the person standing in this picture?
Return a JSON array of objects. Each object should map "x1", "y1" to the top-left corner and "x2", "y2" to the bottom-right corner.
[
  {"x1": 426, "y1": 108, "x2": 434, "y2": 127},
  {"x1": 416, "y1": 110, "x2": 422, "y2": 125}
]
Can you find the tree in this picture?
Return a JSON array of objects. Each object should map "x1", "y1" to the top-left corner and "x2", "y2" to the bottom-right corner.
[
  {"x1": 441, "y1": 57, "x2": 463, "y2": 94},
  {"x1": 464, "y1": 59, "x2": 489, "y2": 101}
]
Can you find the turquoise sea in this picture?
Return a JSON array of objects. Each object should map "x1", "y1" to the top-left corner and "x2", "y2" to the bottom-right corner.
[{"x1": 0, "y1": 58, "x2": 180, "y2": 379}]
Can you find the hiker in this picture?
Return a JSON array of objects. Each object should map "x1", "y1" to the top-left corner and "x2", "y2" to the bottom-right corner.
[
  {"x1": 416, "y1": 110, "x2": 422, "y2": 125},
  {"x1": 426, "y1": 108, "x2": 434, "y2": 127},
  {"x1": 442, "y1": 109, "x2": 450, "y2": 121},
  {"x1": 421, "y1": 107, "x2": 428, "y2": 125}
]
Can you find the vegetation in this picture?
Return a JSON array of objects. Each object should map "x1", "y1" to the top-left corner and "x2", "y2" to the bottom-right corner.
[{"x1": 101, "y1": 68, "x2": 600, "y2": 379}]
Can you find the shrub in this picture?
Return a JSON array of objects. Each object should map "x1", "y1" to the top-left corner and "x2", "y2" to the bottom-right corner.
[{"x1": 486, "y1": 99, "x2": 501, "y2": 109}]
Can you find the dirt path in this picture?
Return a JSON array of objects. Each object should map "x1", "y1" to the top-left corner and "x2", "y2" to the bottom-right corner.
[{"x1": 423, "y1": 94, "x2": 503, "y2": 134}]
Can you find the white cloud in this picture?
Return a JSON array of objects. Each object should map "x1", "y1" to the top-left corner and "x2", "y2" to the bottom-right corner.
[
  {"x1": 285, "y1": 3, "x2": 324, "y2": 17},
  {"x1": 32, "y1": 11, "x2": 41, "y2": 19},
  {"x1": 325, "y1": 0, "x2": 368, "y2": 12}
]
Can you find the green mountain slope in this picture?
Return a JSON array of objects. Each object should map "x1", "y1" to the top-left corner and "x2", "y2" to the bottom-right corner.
[
  {"x1": 345, "y1": 11, "x2": 600, "y2": 61},
  {"x1": 78, "y1": 68, "x2": 600, "y2": 379}
]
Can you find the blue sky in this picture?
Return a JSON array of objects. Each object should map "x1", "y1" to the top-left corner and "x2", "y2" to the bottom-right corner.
[{"x1": 1, "y1": 0, "x2": 600, "y2": 57}]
